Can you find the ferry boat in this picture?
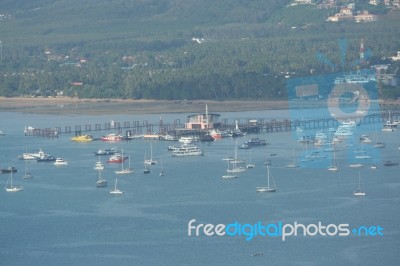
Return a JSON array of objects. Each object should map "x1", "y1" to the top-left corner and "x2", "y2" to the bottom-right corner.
[
  {"x1": 244, "y1": 138, "x2": 268, "y2": 147},
  {"x1": 172, "y1": 145, "x2": 204, "y2": 157},
  {"x1": 70, "y1": 134, "x2": 93, "y2": 142}
]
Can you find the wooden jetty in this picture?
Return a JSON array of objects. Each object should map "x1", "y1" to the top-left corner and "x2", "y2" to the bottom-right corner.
[{"x1": 23, "y1": 107, "x2": 400, "y2": 139}]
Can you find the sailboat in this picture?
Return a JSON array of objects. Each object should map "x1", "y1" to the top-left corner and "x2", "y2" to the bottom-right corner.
[
  {"x1": 286, "y1": 148, "x2": 299, "y2": 168},
  {"x1": 222, "y1": 160, "x2": 238, "y2": 179},
  {"x1": 115, "y1": 152, "x2": 134, "y2": 174},
  {"x1": 143, "y1": 153, "x2": 150, "y2": 174},
  {"x1": 256, "y1": 165, "x2": 277, "y2": 192},
  {"x1": 227, "y1": 141, "x2": 246, "y2": 174},
  {"x1": 94, "y1": 156, "x2": 104, "y2": 170},
  {"x1": 96, "y1": 169, "x2": 107, "y2": 187},
  {"x1": 353, "y1": 172, "x2": 365, "y2": 196},
  {"x1": 110, "y1": 177, "x2": 124, "y2": 194},
  {"x1": 144, "y1": 143, "x2": 157, "y2": 165},
  {"x1": 159, "y1": 160, "x2": 165, "y2": 176},
  {"x1": 5, "y1": 171, "x2": 23, "y2": 192},
  {"x1": 23, "y1": 159, "x2": 33, "y2": 179},
  {"x1": 328, "y1": 151, "x2": 338, "y2": 172},
  {"x1": 246, "y1": 150, "x2": 255, "y2": 169}
]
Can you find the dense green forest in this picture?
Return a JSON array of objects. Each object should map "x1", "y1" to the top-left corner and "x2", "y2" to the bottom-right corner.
[{"x1": 0, "y1": 0, "x2": 399, "y2": 100}]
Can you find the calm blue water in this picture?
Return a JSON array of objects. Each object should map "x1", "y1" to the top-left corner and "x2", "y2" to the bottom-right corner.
[{"x1": 0, "y1": 110, "x2": 399, "y2": 266}]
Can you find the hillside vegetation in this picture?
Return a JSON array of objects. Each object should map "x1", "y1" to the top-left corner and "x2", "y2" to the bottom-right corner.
[{"x1": 0, "y1": 0, "x2": 399, "y2": 100}]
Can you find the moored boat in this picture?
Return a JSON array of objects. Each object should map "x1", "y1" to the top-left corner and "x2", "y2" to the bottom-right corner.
[{"x1": 70, "y1": 134, "x2": 93, "y2": 142}]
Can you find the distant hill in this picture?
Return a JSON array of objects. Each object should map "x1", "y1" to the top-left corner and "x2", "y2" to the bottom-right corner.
[{"x1": 0, "y1": 0, "x2": 399, "y2": 100}]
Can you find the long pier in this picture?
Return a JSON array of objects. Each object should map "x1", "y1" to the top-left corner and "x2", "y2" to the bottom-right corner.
[{"x1": 24, "y1": 108, "x2": 400, "y2": 139}]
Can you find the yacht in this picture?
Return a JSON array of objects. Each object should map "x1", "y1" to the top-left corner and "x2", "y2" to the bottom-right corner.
[
  {"x1": 106, "y1": 153, "x2": 127, "y2": 163},
  {"x1": 4, "y1": 171, "x2": 23, "y2": 192},
  {"x1": 70, "y1": 134, "x2": 93, "y2": 142},
  {"x1": 100, "y1": 133, "x2": 123, "y2": 142},
  {"x1": 54, "y1": 158, "x2": 68, "y2": 166},
  {"x1": 256, "y1": 165, "x2": 277, "y2": 193},
  {"x1": 19, "y1": 148, "x2": 47, "y2": 160}
]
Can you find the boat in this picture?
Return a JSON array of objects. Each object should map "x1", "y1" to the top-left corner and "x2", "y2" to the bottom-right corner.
[
  {"x1": 172, "y1": 145, "x2": 204, "y2": 157},
  {"x1": 383, "y1": 161, "x2": 399, "y2": 166},
  {"x1": 353, "y1": 172, "x2": 366, "y2": 196},
  {"x1": 359, "y1": 135, "x2": 372, "y2": 143},
  {"x1": 115, "y1": 153, "x2": 134, "y2": 174},
  {"x1": 227, "y1": 142, "x2": 246, "y2": 173},
  {"x1": 159, "y1": 160, "x2": 165, "y2": 176},
  {"x1": 306, "y1": 151, "x2": 327, "y2": 160},
  {"x1": 94, "y1": 148, "x2": 116, "y2": 156},
  {"x1": 1, "y1": 166, "x2": 17, "y2": 174},
  {"x1": 19, "y1": 148, "x2": 47, "y2": 160},
  {"x1": 144, "y1": 143, "x2": 157, "y2": 165},
  {"x1": 334, "y1": 126, "x2": 353, "y2": 137},
  {"x1": 106, "y1": 153, "x2": 127, "y2": 163},
  {"x1": 54, "y1": 158, "x2": 68, "y2": 166},
  {"x1": 70, "y1": 134, "x2": 93, "y2": 142},
  {"x1": 370, "y1": 164, "x2": 377, "y2": 170},
  {"x1": 328, "y1": 152, "x2": 338, "y2": 172},
  {"x1": 4, "y1": 171, "x2": 23, "y2": 192},
  {"x1": 373, "y1": 142, "x2": 386, "y2": 148},
  {"x1": 244, "y1": 138, "x2": 268, "y2": 147},
  {"x1": 100, "y1": 133, "x2": 123, "y2": 142},
  {"x1": 382, "y1": 125, "x2": 395, "y2": 132},
  {"x1": 110, "y1": 177, "x2": 124, "y2": 194},
  {"x1": 96, "y1": 169, "x2": 107, "y2": 187},
  {"x1": 23, "y1": 160, "x2": 33, "y2": 179},
  {"x1": 349, "y1": 163, "x2": 364, "y2": 168},
  {"x1": 36, "y1": 155, "x2": 57, "y2": 162},
  {"x1": 285, "y1": 148, "x2": 299, "y2": 168},
  {"x1": 222, "y1": 161, "x2": 238, "y2": 179},
  {"x1": 0, "y1": 130, "x2": 5, "y2": 136},
  {"x1": 94, "y1": 157, "x2": 104, "y2": 170},
  {"x1": 178, "y1": 136, "x2": 199, "y2": 144},
  {"x1": 256, "y1": 165, "x2": 277, "y2": 192},
  {"x1": 209, "y1": 129, "x2": 223, "y2": 140}
]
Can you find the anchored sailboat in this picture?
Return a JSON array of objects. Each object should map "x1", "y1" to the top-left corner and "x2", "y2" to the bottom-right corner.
[
  {"x1": 353, "y1": 172, "x2": 365, "y2": 196},
  {"x1": 5, "y1": 171, "x2": 23, "y2": 192},
  {"x1": 256, "y1": 165, "x2": 277, "y2": 192}
]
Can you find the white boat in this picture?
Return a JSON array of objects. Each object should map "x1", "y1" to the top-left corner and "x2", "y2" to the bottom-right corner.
[
  {"x1": 328, "y1": 152, "x2": 338, "y2": 172},
  {"x1": 256, "y1": 165, "x2": 277, "y2": 192},
  {"x1": 353, "y1": 172, "x2": 366, "y2": 196},
  {"x1": 349, "y1": 163, "x2": 364, "y2": 168},
  {"x1": 19, "y1": 148, "x2": 47, "y2": 160},
  {"x1": 96, "y1": 169, "x2": 107, "y2": 187},
  {"x1": 54, "y1": 158, "x2": 68, "y2": 166},
  {"x1": 144, "y1": 143, "x2": 157, "y2": 165},
  {"x1": 0, "y1": 130, "x2": 5, "y2": 136},
  {"x1": 178, "y1": 136, "x2": 199, "y2": 144},
  {"x1": 4, "y1": 171, "x2": 23, "y2": 192},
  {"x1": 172, "y1": 145, "x2": 204, "y2": 157},
  {"x1": 116, "y1": 154, "x2": 134, "y2": 174},
  {"x1": 359, "y1": 135, "x2": 372, "y2": 143},
  {"x1": 382, "y1": 125, "x2": 395, "y2": 132},
  {"x1": 370, "y1": 164, "x2": 377, "y2": 170},
  {"x1": 286, "y1": 148, "x2": 299, "y2": 168},
  {"x1": 227, "y1": 141, "x2": 246, "y2": 173},
  {"x1": 222, "y1": 158, "x2": 238, "y2": 179},
  {"x1": 110, "y1": 177, "x2": 124, "y2": 194},
  {"x1": 334, "y1": 126, "x2": 353, "y2": 137},
  {"x1": 94, "y1": 157, "x2": 104, "y2": 170},
  {"x1": 22, "y1": 159, "x2": 33, "y2": 179}
]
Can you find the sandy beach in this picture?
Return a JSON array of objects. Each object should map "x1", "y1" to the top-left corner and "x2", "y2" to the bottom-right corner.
[
  {"x1": 0, "y1": 97, "x2": 397, "y2": 115},
  {"x1": 0, "y1": 97, "x2": 292, "y2": 115}
]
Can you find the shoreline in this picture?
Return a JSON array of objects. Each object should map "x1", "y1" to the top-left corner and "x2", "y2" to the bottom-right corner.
[
  {"x1": 0, "y1": 97, "x2": 291, "y2": 115},
  {"x1": 1, "y1": 97, "x2": 399, "y2": 115}
]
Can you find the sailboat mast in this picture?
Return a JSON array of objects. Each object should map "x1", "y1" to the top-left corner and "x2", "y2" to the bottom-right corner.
[{"x1": 267, "y1": 165, "x2": 270, "y2": 187}]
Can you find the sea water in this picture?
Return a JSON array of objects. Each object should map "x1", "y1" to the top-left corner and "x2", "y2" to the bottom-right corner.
[{"x1": 0, "y1": 110, "x2": 399, "y2": 266}]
